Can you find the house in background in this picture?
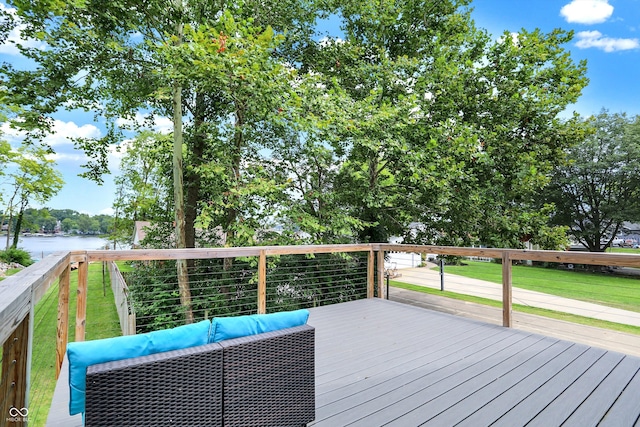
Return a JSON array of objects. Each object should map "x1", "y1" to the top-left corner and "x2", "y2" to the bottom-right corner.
[
  {"x1": 622, "y1": 222, "x2": 640, "y2": 246},
  {"x1": 132, "y1": 221, "x2": 151, "y2": 248}
]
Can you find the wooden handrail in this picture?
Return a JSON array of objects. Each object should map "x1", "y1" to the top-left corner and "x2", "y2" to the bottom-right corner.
[
  {"x1": 0, "y1": 252, "x2": 69, "y2": 346},
  {"x1": 0, "y1": 252, "x2": 69, "y2": 424},
  {"x1": 379, "y1": 244, "x2": 640, "y2": 267},
  {"x1": 77, "y1": 244, "x2": 375, "y2": 263}
]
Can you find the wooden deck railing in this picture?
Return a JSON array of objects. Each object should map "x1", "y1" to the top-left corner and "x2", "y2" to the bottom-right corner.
[
  {"x1": 1, "y1": 243, "x2": 640, "y2": 425},
  {"x1": 107, "y1": 261, "x2": 135, "y2": 336},
  {"x1": 0, "y1": 252, "x2": 70, "y2": 426}
]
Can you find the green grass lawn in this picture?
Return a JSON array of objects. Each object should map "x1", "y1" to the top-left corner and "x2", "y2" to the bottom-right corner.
[
  {"x1": 608, "y1": 247, "x2": 640, "y2": 254},
  {"x1": 0, "y1": 268, "x2": 22, "y2": 279},
  {"x1": 27, "y1": 262, "x2": 120, "y2": 427},
  {"x1": 391, "y1": 281, "x2": 640, "y2": 335},
  {"x1": 436, "y1": 261, "x2": 640, "y2": 313}
]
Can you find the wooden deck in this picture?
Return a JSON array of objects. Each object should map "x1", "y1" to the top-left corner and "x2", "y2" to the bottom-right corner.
[
  {"x1": 48, "y1": 298, "x2": 640, "y2": 426},
  {"x1": 307, "y1": 298, "x2": 640, "y2": 426}
]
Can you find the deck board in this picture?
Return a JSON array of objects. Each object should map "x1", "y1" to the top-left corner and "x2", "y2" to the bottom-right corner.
[
  {"x1": 47, "y1": 297, "x2": 640, "y2": 426},
  {"x1": 315, "y1": 329, "x2": 523, "y2": 424},
  {"x1": 376, "y1": 336, "x2": 553, "y2": 427},
  {"x1": 598, "y1": 368, "x2": 640, "y2": 426},
  {"x1": 424, "y1": 340, "x2": 581, "y2": 426},
  {"x1": 489, "y1": 347, "x2": 607, "y2": 427},
  {"x1": 564, "y1": 357, "x2": 640, "y2": 427},
  {"x1": 307, "y1": 298, "x2": 640, "y2": 426},
  {"x1": 525, "y1": 351, "x2": 624, "y2": 427}
]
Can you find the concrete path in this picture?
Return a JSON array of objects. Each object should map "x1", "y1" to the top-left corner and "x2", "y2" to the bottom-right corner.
[{"x1": 392, "y1": 266, "x2": 640, "y2": 327}]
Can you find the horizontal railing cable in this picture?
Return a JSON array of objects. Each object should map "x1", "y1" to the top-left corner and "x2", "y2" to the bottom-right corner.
[
  {"x1": 30, "y1": 279, "x2": 62, "y2": 425},
  {"x1": 107, "y1": 252, "x2": 372, "y2": 333},
  {"x1": 387, "y1": 253, "x2": 640, "y2": 317}
]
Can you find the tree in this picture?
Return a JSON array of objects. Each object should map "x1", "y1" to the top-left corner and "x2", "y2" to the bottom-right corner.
[
  {"x1": 49, "y1": 209, "x2": 80, "y2": 221},
  {"x1": 4, "y1": 0, "x2": 324, "y2": 322},
  {"x1": 40, "y1": 215, "x2": 57, "y2": 233},
  {"x1": 61, "y1": 217, "x2": 76, "y2": 233},
  {"x1": 111, "y1": 131, "x2": 174, "y2": 247},
  {"x1": 1, "y1": 144, "x2": 64, "y2": 248},
  {"x1": 94, "y1": 215, "x2": 114, "y2": 234},
  {"x1": 3, "y1": 0, "x2": 588, "y2": 258},
  {"x1": 75, "y1": 214, "x2": 93, "y2": 234},
  {"x1": 162, "y1": 14, "x2": 300, "y2": 247},
  {"x1": 546, "y1": 110, "x2": 640, "y2": 252},
  {"x1": 446, "y1": 28, "x2": 587, "y2": 249},
  {"x1": 301, "y1": 0, "x2": 587, "y2": 248}
]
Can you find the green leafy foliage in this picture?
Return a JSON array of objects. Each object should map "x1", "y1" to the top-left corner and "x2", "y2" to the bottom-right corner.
[
  {"x1": 123, "y1": 253, "x2": 370, "y2": 332},
  {"x1": 545, "y1": 110, "x2": 640, "y2": 251},
  {"x1": 0, "y1": 247, "x2": 33, "y2": 266}
]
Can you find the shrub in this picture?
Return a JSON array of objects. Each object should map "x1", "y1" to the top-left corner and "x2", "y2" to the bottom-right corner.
[{"x1": 0, "y1": 248, "x2": 34, "y2": 266}]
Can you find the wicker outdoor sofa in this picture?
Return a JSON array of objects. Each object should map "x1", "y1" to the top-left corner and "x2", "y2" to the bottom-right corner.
[{"x1": 75, "y1": 322, "x2": 315, "y2": 426}]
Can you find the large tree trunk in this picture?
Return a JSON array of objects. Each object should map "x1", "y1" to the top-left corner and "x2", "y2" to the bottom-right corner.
[
  {"x1": 11, "y1": 196, "x2": 29, "y2": 249},
  {"x1": 172, "y1": 6, "x2": 193, "y2": 324},
  {"x1": 184, "y1": 92, "x2": 206, "y2": 250},
  {"x1": 222, "y1": 105, "x2": 244, "y2": 273},
  {"x1": 5, "y1": 211, "x2": 12, "y2": 250}
]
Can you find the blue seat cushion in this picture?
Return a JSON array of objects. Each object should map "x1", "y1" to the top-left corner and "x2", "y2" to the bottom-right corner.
[
  {"x1": 210, "y1": 309, "x2": 309, "y2": 343},
  {"x1": 67, "y1": 319, "x2": 211, "y2": 416}
]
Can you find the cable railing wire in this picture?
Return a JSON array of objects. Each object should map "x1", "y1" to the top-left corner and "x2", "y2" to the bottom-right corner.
[
  {"x1": 103, "y1": 252, "x2": 373, "y2": 333},
  {"x1": 49, "y1": 251, "x2": 609, "y2": 342},
  {"x1": 7, "y1": 245, "x2": 640, "y2": 427},
  {"x1": 387, "y1": 253, "x2": 640, "y2": 316},
  {"x1": 29, "y1": 279, "x2": 62, "y2": 423}
]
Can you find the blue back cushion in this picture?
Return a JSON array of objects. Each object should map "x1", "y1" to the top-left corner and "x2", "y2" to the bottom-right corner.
[
  {"x1": 210, "y1": 309, "x2": 309, "y2": 343},
  {"x1": 67, "y1": 319, "x2": 211, "y2": 416}
]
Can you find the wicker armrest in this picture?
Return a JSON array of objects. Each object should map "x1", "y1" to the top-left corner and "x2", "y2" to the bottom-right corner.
[
  {"x1": 85, "y1": 343, "x2": 223, "y2": 427},
  {"x1": 220, "y1": 324, "x2": 316, "y2": 427}
]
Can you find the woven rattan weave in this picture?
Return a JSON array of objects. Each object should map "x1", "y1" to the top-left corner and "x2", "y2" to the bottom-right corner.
[{"x1": 84, "y1": 325, "x2": 315, "y2": 427}]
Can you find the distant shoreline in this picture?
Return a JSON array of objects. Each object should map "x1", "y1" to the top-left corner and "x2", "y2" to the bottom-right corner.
[{"x1": 7, "y1": 235, "x2": 111, "y2": 260}]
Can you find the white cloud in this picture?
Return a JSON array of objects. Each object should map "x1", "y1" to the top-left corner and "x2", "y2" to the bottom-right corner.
[
  {"x1": 46, "y1": 152, "x2": 87, "y2": 162},
  {"x1": 498, "y1": 32, "x2": 520, "y2": 46},
  {"x1": 44, "y1": 120, "x2": 102, "y2": 147},
  {"x1": 318, "y1": 36, "x2": 345, "y2": 47},
  {"x1": 153, "y1": 116, "x2": 174, "y2": 134},
  {"x1": 115, "y1": 112, "x2": 173, "y2": 134},
  {"x1": 575, "y1": 30, "x2": 640, "y2": 52},
  {"x1": 99, "y1": 207, "x2": 115, "y2": 216},
  {"x1": 0, "y1": 4, "x2": 47, "y2": 55},
  {"x1": 560, "y1": 0, "x2": 614, "y2": 24},
  {"x1": 1, "y1": 119, "x2": 101, "y2": 148}
]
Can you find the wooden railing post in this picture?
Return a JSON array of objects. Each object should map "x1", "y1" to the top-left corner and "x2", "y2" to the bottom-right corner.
[
  {"x1": 377, "y1": 250, "x2": 385, "y2": 299},
  {"x1": 502, "y1": 251, "x2": 513, "y2": 327},
  {"x1": 367, "y1": 249, "x2": 375, "y2": 298},
  {"x1": 76, "y1": 259, "x2": 88, "y2": 342},
  {"x1": 1, "y1": 315, "x2": 30, "y2": 426},
  {"x1": 258, "y1": 250, "x2": 267, "y2": 314},
  {"x1": 56, "y1": 264, "x2": 71, "y2": 379}
]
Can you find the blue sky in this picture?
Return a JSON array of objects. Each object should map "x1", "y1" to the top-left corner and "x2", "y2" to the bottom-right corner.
[
  {"x1": 473, "y1": 0, "x2": 640, "y2": 118},
  {"x1": 1, "y1": 0, "x2": 639, "y2": 215}
]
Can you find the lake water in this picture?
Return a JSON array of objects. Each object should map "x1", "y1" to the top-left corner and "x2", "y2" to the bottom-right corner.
[{"x1": 10, "y1": 235, "x2": 111, "y2": 260}]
